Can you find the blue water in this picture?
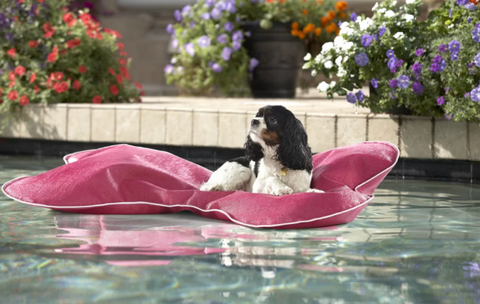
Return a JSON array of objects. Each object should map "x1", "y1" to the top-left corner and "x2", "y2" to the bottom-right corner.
[{"x1": 1, "y1": 155, "x2": 480, "y2": 304}]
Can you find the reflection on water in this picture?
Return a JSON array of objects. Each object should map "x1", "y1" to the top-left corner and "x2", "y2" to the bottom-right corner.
[{"x1": 1, "y1": 156, "x2": 480, "y2": 303}]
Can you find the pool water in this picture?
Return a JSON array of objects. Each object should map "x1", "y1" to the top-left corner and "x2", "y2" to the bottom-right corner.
[{"x1": 1, "y1": 156, "x2": 480, "y2": 304}]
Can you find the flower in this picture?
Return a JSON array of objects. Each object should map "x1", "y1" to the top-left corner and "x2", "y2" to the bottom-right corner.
[
  {"x1": 30, "y1": 73, "x2": 36, "y2": 83},
  {"x1": 217, "y1": 34, "x2": 228, "y2": 43},
  {"x1": 354, "y1": 52, "x2": 369, "y2": 66},
  {"x1": 211, "y1": 8, "x2": 222, "y2": 19},
  {"x1": 472, "y1": 27, "x2": 480, "y2": 43},
  {"x1": 78, "y1": 65, "x2": 87, "y2": 73},
  {"x1": 350, "y1": 12, "x2": 357, "y2": 22},
  {"x1": 355, "y1": 90, "x2": 365, "y2": 102},
  {"x1": 465, "y1": 3, "x2": 477, "y2": 10},
  {"x1": 221, "y1": 47, "x2": 233, "y2": 61},
  {"x1": 174, "y1": 10, "x2": 182, "y2": 22},
  {"x1": 73, "y1": 80, "x2": 81, "y2": 90},
  {"x1": 389, "y1": 79, "x2": 399, "y2": 88},
  {"x1": 371, "y1": 78, "x2": 378, "y2": 88},
  {"x1": 448, "y1": 40, "x2": 461, "y2": 53},
  {"x1": 412, "y1": 62, "x2": 422, "y2": 74},
  {"x1": 387, "y1": 57, "x2": 397, "y2": 70},
  {"x1": 205, "y1": 0, "x2": 215, "y2": 7},
  {"x1": 7, "y1": 48, "x2": 16, "y2": 58},
  {"x1": 184, "y1": 42, "x2": 195, "y2": 56},
  {"x1": 437, "y1": 96, "x2": 445, "y2": 105},
  {"x1": 413, "y1": 82, "x2": 424, "y2": 95},
  {"x1": 415, "y1": 48, "x2": 425, "y2": 56},
  {"x1": 224, "y1": 21, "x2": 234, "y2": 32},
  {"x1": 19, "y1": 96, "x2": 29, "y2": 106},
  {"x1": 54, "y1": 81, "x2": 69, "y2": 94},
  {"x1": 361, "y1": 34, "x2": 373, "y2": 47},
  {"x1": 232, "y1": 41, "x2": 242, "y2": 51},
  {"x1": 201, "y1": 12, "x2": 210, "y2": 20},
  {"x1": 63, "y1": 13, "x2": 76, "y2": 27},
  {"x1": 198, "y1": 35, "x2": 211, "y2": 48},
  {"x1": 15, "y1": 66, "x2": 26, "y2": 76},
  {"x1": 324, "y1": 61, "x2": 334, "y2": 69},
  {"x1": 445, "y1": 114, "x2": 453, "y2": 120},
  {"x1": 385, "y1": 10, "x2": 396, "y2": 18},
  {"x1": 28, "y1": 40, "x2": 37, "y2": 48},
  {"x1": 393, "y1": 32, "x2": 405, "y2": 39},
  {"x1": 110, "y1": 85, "x2": 119, "y2": 95},
  {"x1": 457, "y1": 0, "x2": 469, "y2": 4},
  {"x1": 387, "y1": 50, "x2": 395, "y2": 58},
  {"x1": 468, "y1": 17, "x2": 472, "y2": 23},
  {"x1": 396, "y1": 59, "x2": 404, "y2": 68},
  {"x1": 317, "y1": 81, "x2": 329, "y2": 92},
  {"x1": 55, "y1": 72, "x2": 64, "y2": 81},
  {"x1": 475, "y1": 52, "x2": 480, "y2": 67},
  {"x1": 451, "y1": 52, "x2": 459, "y2": 61},
  {"x1": 211, "y1": 62, "x2": 222, "y2": 73},
  {"x1": 398, "y1": 75, "x2": 410, "y2": 89},
  {"x1": 8, "y1": 91, "x2": 18, "y2": 101},
  {"x1": 232, "y1": 30, "x2": 243, "y2": 42},
  {"x1": 79, "y1": 13, "x2": 91, "y2": 24},
  {"x1": 438, "y1": 44, "x2": 447, "y2": 52},
  {"x1": 92, "y1": 95, "x2": 102, "y2": 104},
  {"x1": 346, "y1": 92, "x2": 357, "y2": 103},
  {"x1": 166, "y1": 24, "x2": 174, "y2": 35},
  {"x1": 47, "y1": 53, "x2": 57, "y2": 63},
  {"x1": 249, "y1": 58, "x2": 259, "y2": 72},
  {"x1": 116, "y1": 75, "x2": 123, "y2": 84},
  {"x1": 379, "y1": 26, "x2": 386, "y2": 36}
]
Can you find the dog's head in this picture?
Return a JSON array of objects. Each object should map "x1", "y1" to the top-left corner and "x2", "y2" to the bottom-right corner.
[{"x1": 245, "y1": 105, "x2": 312, "y2": 172}]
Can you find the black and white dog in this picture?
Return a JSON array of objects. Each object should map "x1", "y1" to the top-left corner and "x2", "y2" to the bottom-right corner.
[{"x1": 200, "y1": 105, "x2": 322, "y2": 196}]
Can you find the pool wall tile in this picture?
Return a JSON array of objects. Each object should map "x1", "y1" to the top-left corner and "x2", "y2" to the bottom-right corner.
[
  {"x1": 140, "y1": 108, "x2": 166, "y2": 145},
  {"x1": 43, "y1": 104, "x2": 67, "y2": 141},
  {"x1": 306, "y1": 114, "x2": 336, "y2": 153},
  {"x1": 116, "y1": 107, "x2": 140, "y2": 143},
  {"x1": 470, "y1": 123, "x2": 480, "y2": 161},
  {"x1": 22, "y1": 104, "x2": 44, "y2": 139},
  {"x1": 67, "y1": 105, "x2": 91, "y2": 142},
  {"x1": 337, "y1": 115, "x2": 367, "y2": 147},
  {"x1": 193, "y1": 110, "x2": 218, "y2": 147},
  {"x1": 91, "y1": 106, "x2": 115, "y2": 142},
  {"x1": 434, "y1": 120, "x2": 468, "y2": 160},
  {"x1": 218, "y1": 111, "x2": 247, "y2": 148},
  {"x1": 400, "y1": 116, "x2": 432, "y2": 159},
  {"x1": 367, "y1": 115, "x2": 399, "y2": 147},
  {"x1": 166, "y1": 109, "x2": 193, "y2": 146}
]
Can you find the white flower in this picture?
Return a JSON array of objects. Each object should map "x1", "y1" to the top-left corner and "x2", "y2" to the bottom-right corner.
[
  {"x1": 392, "y1": 0, "x2": 397, "y2": 5},
  {"x1": 321, "y1": 42, "x2": 334, "y2": 54},
  {"x1": 304, "y1": 53, "x2": 312, "y2": 61},
  {"x1": 372, "y1": 2, "x2": 379, "y2": 11},
  {"x1": 356, "y1": 16, "x2": 363, "y2": 23},
  {"x1": 359, "y1": 18, "x2": 373, "y2": 31},
  {"x1": 337, "y1": 68, "x2": 346, "y2": 77},
  {"x1": 334, "y1": 36, "x2": 345, "y2": 47},
  {"x1": 385, "y1": 10, "x2": 396, "y2": 18},
  {"x1": 314, "y1": 56, "x2": 322, "y2": 64},
  {"x1": 311, "y1": 70, "x2": 317, "y2": 77},
  {"x1": 171, "y1": 58, "x2": 177, "y2": 64},
  {"x1": 335, "y1": 56, "x2": 343, "y2": 67},
  {"x1": 329, "y1": 81, "x2": 336, "y2": 88},
  {"x1": 324, "y1": 61, "x2": 334, "y2": 69},
  {"x1": 448, "y1": 24, "x2": 454, "y2": 29},
  {"x1": 317, "y1": 81, "x2": 329, "y2": 92},
  {"x1": 394, "y1": 32, "x2": 405, "y2": 39},
  {"x1": 402, "y1": 14, "x2": 415, "y2": 22},
  {"x1": 339, "y1": 23, "x2": 354, "y2": 36},
  {"x1": 343, "y1": 56, "x2": 348, "y2": 63},
  {"x1": 341, "y1": 41, "x2": 355, "y2": 52},
  {"x1": 377, "y1": 8, "x2": 386, "y2": 13},
  {"x1": 406, "y1": 0, "x2": 415, "y2": 3},
  {"x1": 302, "y1": 62, "x2": 312, "y2": 69}
]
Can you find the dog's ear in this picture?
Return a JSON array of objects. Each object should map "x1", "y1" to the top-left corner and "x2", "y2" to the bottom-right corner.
[
  {"x1": 245, "y1": 135, "x2": 264, "y2": 162},
  {"x1": 276, "y1": 117, "x2": 313, "y2": 172}
]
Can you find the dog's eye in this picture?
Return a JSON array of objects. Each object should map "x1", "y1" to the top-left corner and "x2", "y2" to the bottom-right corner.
[{"x1": 268, "y1": 117, "x2": 277, "y2": 124}]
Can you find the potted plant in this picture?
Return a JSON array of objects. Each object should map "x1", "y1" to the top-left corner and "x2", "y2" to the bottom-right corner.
[
  {"x1": 164, "y1": 0, "x2": 349, "y2": 98},
  {"x1": 305, "y1": 0, "x2": 480, "y2": 122}
]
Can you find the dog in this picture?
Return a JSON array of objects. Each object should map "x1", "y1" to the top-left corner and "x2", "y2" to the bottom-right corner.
[{"x1": 200, "y1": 105, "x2": 322, "y2": 196}]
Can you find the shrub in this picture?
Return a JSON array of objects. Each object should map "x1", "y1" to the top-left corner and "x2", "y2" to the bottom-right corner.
[{"x1": 0, "y1": 0, "x2": 142, "y2": 116}]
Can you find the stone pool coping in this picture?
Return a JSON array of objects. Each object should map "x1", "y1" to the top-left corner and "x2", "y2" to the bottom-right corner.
[{"x1": 1, "y1": 97, "x2": 479, "y2": 161}]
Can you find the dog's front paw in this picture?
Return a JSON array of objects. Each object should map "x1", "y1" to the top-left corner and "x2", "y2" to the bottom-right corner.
[
  {"x1": 307, "y1": 188, "x2": 324, "y2": 193},
  {"x1": 270, "y1": 185, "x2": 294, "y2": 196},
  {"x1": 200, "y1": 182, "x2": 224, "y2": 192}
]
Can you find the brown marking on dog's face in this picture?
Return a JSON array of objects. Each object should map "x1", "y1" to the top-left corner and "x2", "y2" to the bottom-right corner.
[{"x1": 260, "y1": 129, "x2": 281, "y2": 146}]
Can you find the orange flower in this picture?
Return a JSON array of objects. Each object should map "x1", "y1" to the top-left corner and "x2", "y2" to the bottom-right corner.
[
  {"x1": 291, "y1": 29, "x2": 299, "y2": 36},
  {"x1": 339, "y1": 12, "x2": 346, "y2": 19},
  {"x1": 291, "y1": 22, "x2": 299, "y2": 30},
  {"x1": 321, "y1": 16, "x2": 330, "y2": 27},
  {"x1": 328, "y1": 11, "x2": 336, "y2": 19},
  {"x1": 315, "y1": 28, "x2": 322, "y2": 36},
  {"x1": 326, "y1": 22, "x2": 337, "y2": 33},
  {"x1": 316, "y1": 0, "x2": 324, "y2": 3},
  {"x1": 302, "y1": 9, "x2": 308, "y2": 15},
  {"x1": 303, "y1": 23, "x2": 315, "y2": 34},
  {"x1": 297, "y1": 32, "x2": 306, "y2": 39},
  {"x1": 335, "y1": 1, "x2": 348, "y2": 11}
]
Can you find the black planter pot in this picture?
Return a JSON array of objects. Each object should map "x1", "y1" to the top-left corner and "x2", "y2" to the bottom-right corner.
[
  {"x1": 243, "y1": 22, "x2": 305, "y2": 98},
  {"x1": 369, "y1": 83, "x2": 413, "y2": 115}
]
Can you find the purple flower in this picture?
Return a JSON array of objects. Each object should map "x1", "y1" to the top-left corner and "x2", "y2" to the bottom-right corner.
[
  {"x1": 448, "y1": 40, "x2": 461, "y2": 53},
  {"x1": 371, "y1": 78, "x2": 378, "y2": 89},
  {"x1": 249, "y1": 58, "x2": 259, "y2": 72},
  {"x1": 232, "y1": 30, "x2": 243, "y2": 41},
  {"x1": 361, "y1": 34, "x2": 373, "y2": 47},
  {"x1": 379, "y1": 26, "x2": 386, "y2": 37},
  {"x1": 205, "y1": 0, "x2": 216, "y2": 7},
  {"x1": 166, "y1": 24, "x2": 174, "y2": 35},
  {"x1": 215, "y1": 1, "x2": 226, "y2": 10},
  {"x1": 211, "y1": 62, "x2": 222, "y2": 73},
  {"x1": 390, "y1": 91, "x2": 397, "y2": 99},
  {"x1": 225, "y1": 0, "x2": 236, "y2": 13},
  {"x1": 198, "y1": 35, "x2": 211, "y2": 48},
  {"x1": 430, "y1": 63, "x2": 439, "y2": 72},
  {"x1": 412, "y1": 62, "x2": 422, "y2": 74},
  {"x1": 468, "y1": 17, "x2": 472, "y2": 23},
  {"x1": 351, "y1": 12, "x2": 357, "y2": 22},
  {"x1": 396, "y1": 59, "x2": 404, "y2": 68},
  {"x1": 413, "y1": 82, "x2": 424, "y2": 95},
  {"x1": 5, "y1": 32, "x2": 14, "y2": 41},
  {"x1": 355, "y1": 90, "x2": 365, "y2": 102},
  {"x1": 439, "y1": 59, "x2": 447, "y2": 72},
  {"x1": 389, "y1": 79, "x2": 399, "y2": 88},
  {"x1": 164, "y1": 64, "x2": 174, "y2": 74},
  {"x1": 202, "y1": 12, "x2": 210, "y2": 20},
  {"x1": 190, "y1": 21, "x2": 196, "y2": 28},
  {"x1": 475, "y1": 52, "x2": 480, "y2": 67},
  {"x1": 457, "y1": 0, "x2": 469, "y2": 4},
  {"x1": 471, "y1": 88, "x2": 480, "y2": 102},
  {"x1": 172, "y1": 39, "x2": 178, "y2": 49},
  {"x1": 184, "y1": 42, "x2": 195, "y2": 56},
  {"x1": 445, "y1": 87, "x2": 450, "y2": 93},
  {"x1": 438, "y1": 44, "x2": 447, "y2": 53},
  {"x1": 211, "y1": 8, "x2": 222, "y2": 19},
  {"x1": 473, "y1": 27, "x2": 480, "y2": 43},
  {"x1": 182, "y1": 5, "x2": 191, "y2": 15},
  {"x1": 355, "y1": 52, "x2": 369, "y2": 66},
  {"x1": 465, "y1": 3, "x2": 476, "y2": 10},
  {"x1": 221, "y1": 47, "x2": 233, "y2": 61},
  {"x1": 415, "y1": 48, "x2": 425, "y2": 56},
  {"x1": 398, "y1": 75, "x2": 410, "y2": 89},
  {"x1": 445, "y1": 114, "x2": 453, "y2": 120},
  {"x1": 373, "y1": 34, "x2": 378, "y2": 41},
  {"x1": 451, "y1": 52, "x2": 459, "y2": 61},
  {"x1": 233, "y1": 40, "x2": 242, "y2": 51},
  {"x1": 465, "y1": 92, "x2": 471, "y2": 98},
  {"x1": 469, "y1": 62, "x2": 475, "y2": 69},
  {"x1": 386, "y1": 50, "x2": 395, "y2": 58},
  {"x1": 387, "y1": 57, "x2": 397, "y2": 70},
  {"x1": 174, "y1": 10, "x2": 182, "y2": 22},
  {"x1": 433, "y1": 54, "x2": 443, "y2": 63},
  {"x1": 224, "y1": 22, "x2": 234, "y2": 32},
  {"x1": 437, "y1": 96, "x2": 445, "y2": 105},
  {"x1": 347, "y1": 93, "x2": 357, "y2": 104},
  {"x1": 217, "y1": 34, "x2": 228, "y2": 43}
]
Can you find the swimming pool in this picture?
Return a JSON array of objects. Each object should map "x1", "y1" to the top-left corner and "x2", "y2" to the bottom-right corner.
[{"x1": 1, "y1": 156, "x2": 480, "y2": 303}]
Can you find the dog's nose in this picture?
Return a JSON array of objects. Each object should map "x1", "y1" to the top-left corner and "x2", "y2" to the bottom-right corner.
[{"x1": 251, "y1": 119, "x2": 260, "y2": 127}]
